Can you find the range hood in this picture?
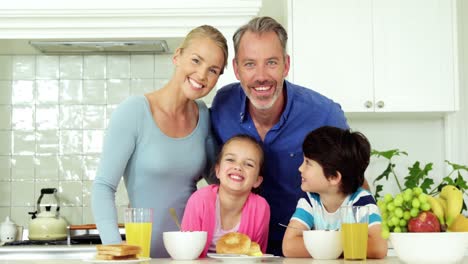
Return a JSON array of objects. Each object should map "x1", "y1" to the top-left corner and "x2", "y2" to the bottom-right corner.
[
  {"x1": 29, "y1": 40, "x2": 170, "y2": 54},
  {"x1": 0, "y1": 1, "x2": 262, "y2": 40}
]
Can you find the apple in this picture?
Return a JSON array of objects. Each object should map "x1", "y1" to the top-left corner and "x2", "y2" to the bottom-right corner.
[{"x1": 408, "y1": 211, "x2": 441, "y2": 232}]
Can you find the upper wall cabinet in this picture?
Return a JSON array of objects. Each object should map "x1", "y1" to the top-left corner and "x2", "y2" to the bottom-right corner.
[{"x1": 288, "y1": 0, "x2": 458, "y2": 112}]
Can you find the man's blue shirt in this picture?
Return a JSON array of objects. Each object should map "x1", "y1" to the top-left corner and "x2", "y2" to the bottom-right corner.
[{"x1": 210, "y1": 80, "x2": 348, "y2": 255}]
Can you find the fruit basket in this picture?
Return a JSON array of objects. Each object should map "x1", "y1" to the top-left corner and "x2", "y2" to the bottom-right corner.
[
  {"x1": 372, "y1": 149, "x2": 468, "y2": 263},
  {"x1": 390, "y1": 232, "x2": 468, "y2": 264},
  {"x1": 377, "y1": 184, "x2": 468, "y2": 263}
]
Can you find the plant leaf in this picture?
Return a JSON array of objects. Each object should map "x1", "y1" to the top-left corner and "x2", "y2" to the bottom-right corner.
[
  {"x1": 420, "y1": 178, "x2": 435, "y2": 194},
  {"x1": 439, "y1": 177, "x2": 455, "y2": 192},
  {"x1": 373, "y1": 163, "x2": 394, "y2": 183},
  {"x1": 404, "y1": 162, "x2": 433, "y2": 190},
  {"x1": 454, "y1": 172, "x2": 468, "y2": 190},
  {"x1": 446, "y1": 160, "x2": 468, "y2": 172},
  {"x1": 371, "y1": 150, "x2": 467, "y2": 214},
  {"x1": 371, "y1": 149, "x2": 408, "y2": 160},
  {"x1": 404, "y1": 162, "x2": 421, "y2": 189},
  {"x1": 374, "y1": 184, "x2": 383, "y2": 200}
]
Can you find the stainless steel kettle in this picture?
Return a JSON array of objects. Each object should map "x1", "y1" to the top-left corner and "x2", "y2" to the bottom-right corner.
[{"x1": 28, "y1": 188, "x2": 68, "y2": 240}]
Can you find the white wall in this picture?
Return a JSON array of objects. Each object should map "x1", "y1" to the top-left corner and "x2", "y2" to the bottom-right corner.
[
  {"x1": 0, "y1": 54, "x2": 175, "y2": 228},
  {"x1": 259, "y1": 0, "x2": 287, "y2": 24},
  {"x1": 349, "y1": 115, "x2": 446, "y2": 196}
]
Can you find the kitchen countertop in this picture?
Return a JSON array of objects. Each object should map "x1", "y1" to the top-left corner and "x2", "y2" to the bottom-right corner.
[
  {"x1": 0, "y1": 245, "x2": 96, "y2": 260},
  {"x1": 1, "y1": 245, "x2": 467, "y2": 263},
  {"x1": 0, "y1": 257, "x2": 468, "y2": 264},
  {"x1": 0, "y1": 257, "x2": 436, "y2": 264}
]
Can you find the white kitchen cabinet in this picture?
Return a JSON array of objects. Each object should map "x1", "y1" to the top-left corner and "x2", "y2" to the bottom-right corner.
[{"x1": 288, "y1": 0, "x2": 458, "y2": 112}]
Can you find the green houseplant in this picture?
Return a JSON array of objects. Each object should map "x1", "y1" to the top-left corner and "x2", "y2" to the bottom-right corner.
[{"x1": 371, "y1": 149, "x2": 468, "y2": 212}]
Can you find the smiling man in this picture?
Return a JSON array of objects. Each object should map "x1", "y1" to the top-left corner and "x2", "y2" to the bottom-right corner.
[{"x1": 210, "y1": 16, "x2": 349, "y2": 256}]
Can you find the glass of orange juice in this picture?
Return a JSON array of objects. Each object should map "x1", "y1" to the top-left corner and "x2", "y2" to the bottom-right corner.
[
  {"x1": 340, "y1": 206, "x2": 369, "y2": 260},
  {"x1": 124, "y1": 208, "x2": 153, "y2": 258}
]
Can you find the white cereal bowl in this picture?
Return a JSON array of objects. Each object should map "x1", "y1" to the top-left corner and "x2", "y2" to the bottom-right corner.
[
  {"x1": 163, "y1": 231, "x2": 207, "y2": 260},
  {"x1": 303, "y1": 230, "x2": 343, "y2": 259},
  {"x1": 390, "y1": 232, "x2": 468, "y2": 264}
]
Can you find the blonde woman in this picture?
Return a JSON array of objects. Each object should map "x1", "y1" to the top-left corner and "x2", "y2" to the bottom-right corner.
[{"x1": 92, "y1": 25, "x2": 228, "y2": 258}]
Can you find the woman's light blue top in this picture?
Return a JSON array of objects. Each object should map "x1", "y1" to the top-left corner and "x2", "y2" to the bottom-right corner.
[{"x1": 92, "y1": 95, "x2": 216, "y2": 257}]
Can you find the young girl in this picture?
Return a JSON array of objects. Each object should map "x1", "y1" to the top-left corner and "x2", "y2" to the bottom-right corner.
[
  {"x1": 282, "y1": 126, "x2": 387, "y2": 259},
  {"x1": 181, "y1": 134, "x2": 270, "y2": 257}
]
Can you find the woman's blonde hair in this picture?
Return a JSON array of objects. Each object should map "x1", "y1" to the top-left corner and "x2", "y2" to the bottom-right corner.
[{"x1": 178, "y1": 25, "x2": 228, "y2": 74}]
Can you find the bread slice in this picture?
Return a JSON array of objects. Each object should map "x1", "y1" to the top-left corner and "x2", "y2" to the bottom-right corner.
[
  {"x1": 96, "y1": 244, "x2": 141, "y2": 256},
  {"x1": 95, "y1": 254, "x2": 138, "y2": 260}
]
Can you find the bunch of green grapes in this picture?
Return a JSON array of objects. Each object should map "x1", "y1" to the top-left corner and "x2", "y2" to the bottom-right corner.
[{"x1": 377, "y1": 187, "x2": 431, "y2": 239}]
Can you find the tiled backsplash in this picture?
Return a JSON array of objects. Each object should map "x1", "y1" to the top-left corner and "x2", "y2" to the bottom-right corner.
[{"x1": 0, "y1": 53, "x2": 215, "y2": 228}]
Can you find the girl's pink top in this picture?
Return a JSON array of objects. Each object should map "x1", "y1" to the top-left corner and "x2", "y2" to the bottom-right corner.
[{"x1": 181, "y1": 184, "x2": 270, "y2": 257}]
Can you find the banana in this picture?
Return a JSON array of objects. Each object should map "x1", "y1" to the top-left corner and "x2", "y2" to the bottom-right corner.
[
  {"x1": 435, "y1": 197, "x2": 448, "y2": 217},
  {"x1": 447, "y1": 214, "x2": 468, "y2": 232},
  {"x1": 427, "y1": 195, "x2": 445, "y2": 225},
  {"x1": 439, "y1": 185, "x2": 463, "y2": 227}
]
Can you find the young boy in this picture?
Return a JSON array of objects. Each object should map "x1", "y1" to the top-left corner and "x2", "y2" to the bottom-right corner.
[{"x1": 282, "y1": 126, "x2": 387, "y2": 259}]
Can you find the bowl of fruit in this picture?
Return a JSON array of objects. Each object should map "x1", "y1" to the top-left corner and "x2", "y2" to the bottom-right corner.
[{"x1": 379, "y1": 185, "x2": 468, "y2": 264}]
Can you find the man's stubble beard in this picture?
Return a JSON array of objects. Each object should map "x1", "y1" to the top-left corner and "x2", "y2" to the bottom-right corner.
[{"x1": 248, "y1": 91, "x2": 280, "y2": 110}]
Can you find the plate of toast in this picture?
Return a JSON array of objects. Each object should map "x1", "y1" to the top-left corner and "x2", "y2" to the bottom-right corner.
[{"x1": 83, "y1": 244, "x2": 151, "y2": 263}]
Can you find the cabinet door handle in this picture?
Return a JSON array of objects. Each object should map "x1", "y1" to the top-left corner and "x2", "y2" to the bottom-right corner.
[
  {"x1": 364, "y1": 100, "x2": 373, "y2": 108},
  {"x1": 376, "y1": 101, "x2": 385, "y2": 108}
]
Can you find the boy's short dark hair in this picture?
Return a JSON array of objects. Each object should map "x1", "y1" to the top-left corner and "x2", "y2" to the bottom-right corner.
[{"x1": 302, "y1": 126, "x2": 371, "y2": 195}]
